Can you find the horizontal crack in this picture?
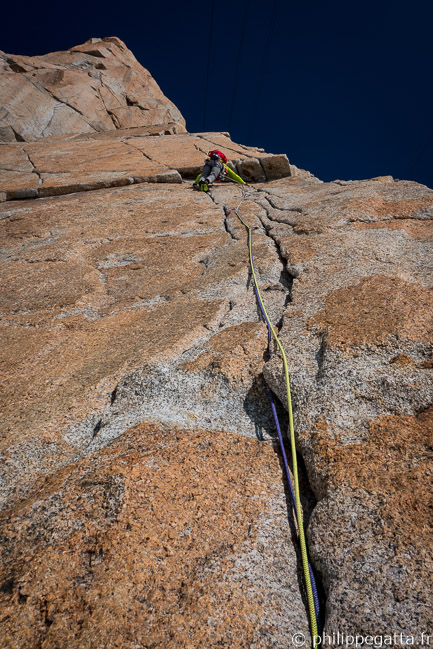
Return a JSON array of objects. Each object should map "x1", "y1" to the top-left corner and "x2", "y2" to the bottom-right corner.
[{"x1": 197, "y1": 134, "x2": 256, "y2": 159}]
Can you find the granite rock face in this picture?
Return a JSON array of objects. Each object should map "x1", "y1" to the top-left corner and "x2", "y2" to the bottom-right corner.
[
  {"x1": 0, "y1": 169, "x2": 314, "y2": 648},
  {"x1": 0, "y1": 129, "x2": 291, "y2": 201},
  {"x1": 0, "y1": 424, "x2": 313, "y2": 649},
  {"x1": 0, "y1": 38, "x2": 432, "y2": 649},
  {"x1": 0, "y1": 37, "x2": 186, "y2": 142},
  {"x1": 257, "y1": 176, "x2": 433, "y2": 637}
]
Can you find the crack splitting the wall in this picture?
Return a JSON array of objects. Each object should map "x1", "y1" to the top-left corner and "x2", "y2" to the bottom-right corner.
[
  {"x1": 209, "y1": 186, "x2": 293, "y2": 308},
  {"x1": 223, "y1": 213, "x2": 239, "y2": 241},
  {"x1": 23, "y1": 150, "x2": 43, "y2": 186},
  {"x1": 252, "y1": 192, "x2": 295, "y2": 300},
  {"x1": 96, "y1": 87, "x2": 119, "y2": 130},
  {"x1": 208, "y1": 186, "x2": 327, "y2": 628},
  {"x1": 207, "y1": 188, "x2": 294, "y2": 344}
]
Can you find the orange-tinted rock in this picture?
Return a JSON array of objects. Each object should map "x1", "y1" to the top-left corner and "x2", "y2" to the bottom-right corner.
[
  {"x1": 352, "y1": 217, "x2": 433, "y2": 239},
  {"x1": 260, "y1": 175, "x2": 433, "y2": 636},
  {"x1": 0, "y1": 424, "x2": 312, "y2": 648},
  {"x1": 346, "y1": 194, "x2": 433, "y2": 220},
  {"x1": 0, "y1": 180, "x2": 287, "y2": 511},
  {"x1": 0, "y1": 40, "x2": 432, "y2": 645},
  {"x1": 308, "y1": 409, "x2": 433, "y2": 634},
  {"x1": 180, "y1": 322, "x2": 267, "y2": 385},
  {"x1": 308, "y1": 275, "x2": 432, "y2": 347},
  {"x1": 1, "y1": 155, "x2": 432, "y2": 644},
  {"x1": 0, "y1": 37, "x2": 186, "y2": 142},
  {"x1": 0, "y1": 131, "x2": 292, "y2": 200}
]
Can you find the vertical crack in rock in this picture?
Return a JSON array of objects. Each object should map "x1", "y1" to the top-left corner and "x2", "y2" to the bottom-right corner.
[
  {"x1": 223, "y1": 212, "x2": 239, "y2": 241},
  {"x1": 315, "y1": 331, "x2": 328, "y2": 382},
  {"x1": 275, "y1": 435, "x2": 327, "y2": 632},
  {"x1": 23, "y1": 150, "x2": 43, "y2": 186},
  {"x1": 253, "y1": 193, "x2": 295, "y2": 301},
  {"x1": 207, "y1": 187, "x2": 327, "y2": 615},
  {"x1": 210, "y1": 187, "x2": 293, "y2": 330},
  {"x1": 92, "y1": 418, "x2": 103, "y2": 439},
  {"x1": 96, "y1": 86, "x2": 117, "y2": 128},
  {"x1": 218, "y1": 185, "x2": 329, "y2": 628}
]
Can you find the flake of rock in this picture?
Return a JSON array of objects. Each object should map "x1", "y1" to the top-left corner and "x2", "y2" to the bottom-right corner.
[
  {"x1": 236, "y1": 158, "x2": 267, "y2": 183},
  {"x1": 260, "y1": 154, "x2": 292, "y2": 180}
]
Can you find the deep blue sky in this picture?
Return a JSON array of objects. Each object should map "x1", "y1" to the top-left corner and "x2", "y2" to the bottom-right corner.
[{"x1": 2, "y1": 0, "x2": 432, "y2": 188}]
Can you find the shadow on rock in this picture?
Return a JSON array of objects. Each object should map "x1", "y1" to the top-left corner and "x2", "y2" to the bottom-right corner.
[{"x1": 243, "y1": 374, "x2": 279, "y2": 441}]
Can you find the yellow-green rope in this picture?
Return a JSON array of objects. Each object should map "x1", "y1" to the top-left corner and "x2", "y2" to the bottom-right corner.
[{"x1": 229, "y1": 190, "x2": 319, "y2": 646}]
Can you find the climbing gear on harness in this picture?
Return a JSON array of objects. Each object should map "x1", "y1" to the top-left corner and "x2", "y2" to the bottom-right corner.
[
  {"x1": 215, "y1": 166, "x2": 227, "y2": 182},
  {"x1": 193, "y1": 149, "x2": 244, "y2": 191},
  {"x1": 225, "y1": 185, "x2": 321, "y2": 647},
  {"x1": 193, "y1": 163, "x2": 244, "y2": 189}
]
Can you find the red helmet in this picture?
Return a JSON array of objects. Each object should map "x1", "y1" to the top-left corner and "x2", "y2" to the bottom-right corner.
[{"x1": 208, "y1": 149, "x2": 227, "y2": 164}]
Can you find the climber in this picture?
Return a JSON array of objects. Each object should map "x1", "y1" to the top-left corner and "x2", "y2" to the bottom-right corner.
[{"x1": 193, "y1": 149, "x2": 245, "y2": 192}]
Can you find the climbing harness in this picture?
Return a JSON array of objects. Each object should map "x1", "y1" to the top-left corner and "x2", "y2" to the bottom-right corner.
[{"x1": 225, "y1": 184, "x2": 321, "y2": 647}]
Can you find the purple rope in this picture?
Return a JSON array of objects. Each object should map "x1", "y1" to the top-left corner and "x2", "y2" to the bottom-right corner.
[
  {"x1": 243, "y1": 212, "x2": 321, "y2": 625},
  {"x1": 269, "y1": 390, "x2": 321, "y2": 623}
]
